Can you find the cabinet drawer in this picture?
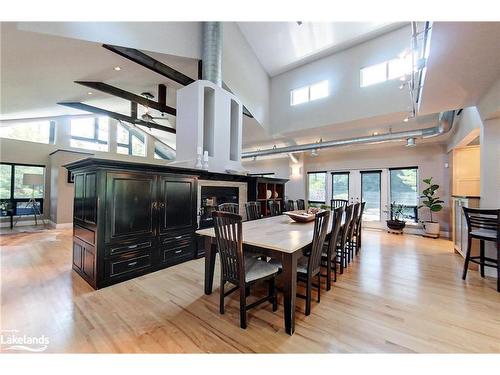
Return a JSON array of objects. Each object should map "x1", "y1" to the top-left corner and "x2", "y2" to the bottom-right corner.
[
  {"x1": 106, "y1": 239, "x2": 153, "y2": 257},
  {"x1": 106, "y1": 253, "x2": 152, "y2": 279},
  {"x1": 161, "y1": 232, "x2": 192, "y2": 245},
  {"x1": 160, "y1": 243, "x2": 194, "y2": 264}
]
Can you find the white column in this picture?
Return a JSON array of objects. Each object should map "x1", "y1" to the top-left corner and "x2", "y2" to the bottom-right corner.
[{"x1": 56, "y1": 116, "x2": 72, "y2": 149}]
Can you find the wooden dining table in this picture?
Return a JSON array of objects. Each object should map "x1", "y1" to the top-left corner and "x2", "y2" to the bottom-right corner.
[{"x1": 196, "y1": 213, "x2": 334, "y2": 335}]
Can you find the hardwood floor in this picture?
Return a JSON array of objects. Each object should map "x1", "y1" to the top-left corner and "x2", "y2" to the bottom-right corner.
[{"x1": 1, "y1": 228, "x2": 499, "y2": 353}]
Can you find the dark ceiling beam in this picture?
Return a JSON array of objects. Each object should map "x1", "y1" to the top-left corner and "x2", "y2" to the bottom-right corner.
[
  {"x1": 102, "y1": 44, "x2": 253, "y2": 118},
  {"x1": 74, "y1": 81, "x2": 176, "y2": 116},
  {"x1": 103, "y1": 44, "x2": 194, "y2": 86},
  {"x1": 57, "y1": 102, "x2": 176, "y2": 134}
]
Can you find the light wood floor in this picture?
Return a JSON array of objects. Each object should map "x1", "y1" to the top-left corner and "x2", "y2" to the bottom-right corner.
[{"x1": 1, "y1": 228, "x2": 499, "y2": 353}]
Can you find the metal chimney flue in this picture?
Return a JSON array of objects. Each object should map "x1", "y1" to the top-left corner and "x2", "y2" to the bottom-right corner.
[{"x1": 202, "y1": 22, "x2": 223, "y2": 87}]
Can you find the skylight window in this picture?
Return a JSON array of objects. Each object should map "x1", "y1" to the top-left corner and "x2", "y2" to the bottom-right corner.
[
  {"x1": 360, "y1": 52, "x2": 414, "y2": 87},
  {"x1": 290, "y1": 80, "x2": 329, "y2": 106}
]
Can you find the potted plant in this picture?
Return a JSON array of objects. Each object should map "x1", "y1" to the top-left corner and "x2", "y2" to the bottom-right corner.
[
  {"x1": 418, "y1": 177, "x2": 444, "y2": 238},
  {"x1": 385, "y1": 202, "x2": 407, "y2": 233}
]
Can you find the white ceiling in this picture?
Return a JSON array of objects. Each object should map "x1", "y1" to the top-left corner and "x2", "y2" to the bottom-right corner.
[{"x1": 237, "y1": 22, "x2": 405, "y2": 76}]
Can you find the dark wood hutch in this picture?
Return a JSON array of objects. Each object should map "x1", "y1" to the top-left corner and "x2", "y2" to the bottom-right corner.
[{"x1": 65, "y1": 158, "x2": 288, "y2": 289}]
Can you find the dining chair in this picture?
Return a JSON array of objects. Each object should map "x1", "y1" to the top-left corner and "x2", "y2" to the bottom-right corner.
[
  {"x1": 462, "y1": 207, "x2": 499, "y2": 292},
  {"x1": 245, "y1": 201, "x2": 261, "y2": 221},
  {"x1": 296, "y1": 199, "x2": 305, "y2": 210},
  {"x1": 271, "y1": 210, "x2": 330, "y2": 315},
  {"x1": 330, "y1": 199, "x2": 348, "y2": 210},
  {"x1": 347, "y1": 202, "x2": 361, "y2": 261},
  {"x1": 268, "y1": 200, "x2": 280, "y2": 216},
  {"x1": 338, "y1": 204, "x2": 354, "y2": 274},
  {"x1": 285, "y1": 199, "x2": 295, "y2": 212},
  {"x1": 212, "y1": 211, "x2": 279, "y2": 329},
  {"x1": 218, "y1": 203, "x2": 239, "y2": 214},
  {"x1": 353, "y1": 202, "x2": 366, "y2": 255},
  {"x1": 321, "y1": 206, "x2": 344, "y2": 290}
]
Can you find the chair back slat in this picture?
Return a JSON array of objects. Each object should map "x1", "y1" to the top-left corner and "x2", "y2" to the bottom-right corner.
[
  {"x1": 463, "y1": 207, "x2": 500, "y2": 232},
  {"x1": 348, "y1": 202, "x2": 361, "y2": 238},
  {"x1": 285, "y1": 200, "x2": 295, "y2": 211},
  {"x1": 327, "y1": 206, "x2": 345, "y2": 259},
  {"x1": 218, "y1": 203, "x2": 239, "y2": 214},
  {"x1": 213, "y1": 211, "x2": 245, "y2": 285},
  {"x1": 340, "y1": 204, "x2": 354, "y2": 246},
  {"x1": 307, "y1": 210, "x2": 330, "y2": 275},
  {"x1": 268, "y1": 200, "x2": 280, "y2": 216},
  {"x1": 245, "y1": 201, "x2": 260, "y2": 221},
  {"x1": 330, "y1": 199, "x2": 348, "y2": 210},
  {"x1": 296, "y1": 199, "x2": 305, "y2": 210}
]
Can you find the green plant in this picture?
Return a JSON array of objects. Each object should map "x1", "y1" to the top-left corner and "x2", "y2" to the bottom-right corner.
[
  {"x1": 386, "y1": 202, "x2": 407, "y2": 222},
  {"x1": 418, "y1": 177, "x2": 444, "y2": 223}
]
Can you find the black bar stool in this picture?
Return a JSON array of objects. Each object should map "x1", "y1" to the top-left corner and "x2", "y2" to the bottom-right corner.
[{"x1": 462, "y1": 207, "x2": 499, "y2": 292}]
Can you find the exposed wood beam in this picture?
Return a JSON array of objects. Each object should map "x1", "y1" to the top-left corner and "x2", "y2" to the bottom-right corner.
[
  {"x1": 74, "y1": 81, "x2": 176, "y2": 116},
  {"x1": 102, "y1": 44, "x2": 253, "y2": 118},
  {"x1": 158, "y1": 84, "x2": 166, "y2": 105},
  {"x1": 103, "y1": 44, "x2": 195, "y2": 86},
  {"x1": 131, "y1": 102, "x2": 138, "y2": 119},
  {"x1": 58, "y1": 102, "x2": 176, "y2": 134}
]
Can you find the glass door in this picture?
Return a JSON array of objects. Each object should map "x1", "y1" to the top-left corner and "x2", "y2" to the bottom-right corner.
[{"x1": 360, "y1": 170, "x2": 382, "y2": 221}]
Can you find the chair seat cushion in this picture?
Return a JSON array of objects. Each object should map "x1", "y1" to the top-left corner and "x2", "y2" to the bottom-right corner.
[
  {"x1": 470, "y1": 229, "x2": 498, "y2": 240},
  {"x1": 245, "y1": 258, "x2": 279, "y2": 283},
  {"x1": 269, "y1": 257, "x2": 309, "y2": 274}
]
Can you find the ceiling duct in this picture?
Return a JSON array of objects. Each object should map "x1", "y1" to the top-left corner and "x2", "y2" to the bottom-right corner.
[
  {"x1": 202, "y1": 22, "x2": 223, "y2": 87},
  {"x1": 242, "y1": 111, "x2": 455, "y2": 159}
]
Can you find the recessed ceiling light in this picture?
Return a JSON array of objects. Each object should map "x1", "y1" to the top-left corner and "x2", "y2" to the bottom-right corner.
[
  {"x1": 114, "y1": 66, "x2": 121, "y2": 71},
  {"x1": 87, "y1": 92, "x2": 93, "y2": 95}
]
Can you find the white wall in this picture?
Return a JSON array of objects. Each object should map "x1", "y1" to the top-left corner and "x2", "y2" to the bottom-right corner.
[
  {"x1": 447, "y1": 107, "x2": 482, "y2": 152},
  {"x1": 269, "y1": 26, "x2": 412, "y2": 136}
]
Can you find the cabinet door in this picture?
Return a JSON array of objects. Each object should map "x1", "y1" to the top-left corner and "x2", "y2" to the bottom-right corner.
[
  {"x1": 105, "y1": 172, "x2": 156, "y2": 243},
  {"x1": 158, "y1": 176, "x2": 196, "y2": 234},
  {"x1": 74, "y1": 173, "x2": 85, "y2": 221},
  {"x1": 84, "y1": 172, "x2": 97, "y2": 224}
]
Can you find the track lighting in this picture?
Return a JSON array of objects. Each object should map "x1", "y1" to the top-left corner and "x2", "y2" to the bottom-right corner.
[{"x1": 406, "y1": 138, "x2": 416, "y2": 147}]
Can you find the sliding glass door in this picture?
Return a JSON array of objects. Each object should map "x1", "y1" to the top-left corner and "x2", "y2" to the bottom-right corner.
[
  {"x1": 331, "y1": 172, "x2": 349, "y2": 201},
  {"x1": 361, "y1": 170, "x2": 381, "y2": 221}
]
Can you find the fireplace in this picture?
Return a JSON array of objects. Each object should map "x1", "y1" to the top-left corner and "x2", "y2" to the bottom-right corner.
[{"x1": 199, "y1": 186, "x2": 239, "y2": 229}]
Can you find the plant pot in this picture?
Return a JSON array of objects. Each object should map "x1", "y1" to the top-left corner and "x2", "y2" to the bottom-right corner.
[
  {"x1": 386, "y1": 220, "x2": 406, "y2": 231},
  {"x1": 423, "y1": 221, "x2": 440, "y2": 238}
]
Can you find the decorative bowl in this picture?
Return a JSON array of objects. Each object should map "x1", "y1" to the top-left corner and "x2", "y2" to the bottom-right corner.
[
  {"x1": 273, "y1": 190, "x2": 279, "y2": 198},
  {"x1": 284, "y1": 210, "x2": 316, "y2": 223},
  {"x1": 266, "y1": 189, "x2": 272, "y2": 199}
]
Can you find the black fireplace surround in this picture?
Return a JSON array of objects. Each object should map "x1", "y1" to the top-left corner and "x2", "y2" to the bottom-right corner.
[{"x1": 199, "y1": 186, "x2": 239, "y2": 229}]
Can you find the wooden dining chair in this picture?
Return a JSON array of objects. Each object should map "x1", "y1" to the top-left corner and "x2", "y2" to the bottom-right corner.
[
  {"x1": 268, "y1": 200, "x2": 280, "y2": 216},
  {"x1": 330, "y1": 199, "x2": 348, "y2": 210},
  {"x1": 462, "y1": 207, "x2": 499, "y2": 292},
  {"x1": 245, "y1": 201, "x2": 261, "y2": 221},
  {"x1": 212, "y1": 211, "x2": 279, "y2": 329},
  {"x1": 321, "y1": 206, "x2": 344, "y2": 290},
  {"x1": 347, "y1": 202, "x2": 361, "y2": 261},
  {"x1": 337, "y1": 204, "x2": 354, "y2": 274},
  {"x1": 271, "y1": 210, "x2": 330, "y2": 315},
  {"x1": 218, "y1": 203, "x2": 239, "y2": 214},
  {"x1": 296, "y1": 199, "x2": 305, "y2": 210},
  {"x1": 353, "y1": 202, "x2": 365, "y2": 255},
  {"x1": 285, "y1": 199, "x2": 295, "y2": 212}
]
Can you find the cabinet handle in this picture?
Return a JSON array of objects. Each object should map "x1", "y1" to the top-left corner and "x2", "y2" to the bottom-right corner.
[
  {"x1": 128, "y1": 261, "x2": 138, "y2": 267},
  {"x1": 174, "y1": 235, "x2": 183, "y2": 240},
  {"x1": 160, "y1": 202, "x2": 165, "y2": 208},
  {"x1": 152, "y1": 202, "x2": 157, "y2": 209},
  {"x1": 174, "y1": 249, "x2": 182, "y2": 254},
  {"x1": 128, "y1": 244, "x2": 138, "y2": 249}
]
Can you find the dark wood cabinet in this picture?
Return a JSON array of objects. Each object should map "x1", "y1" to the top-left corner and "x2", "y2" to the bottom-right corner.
[
  {"x1": 68, "y1": 161, "x2": 198, "y2": 289},
  {"x1": 247, "y1": 177, "x2": 289, "y2": 217}
]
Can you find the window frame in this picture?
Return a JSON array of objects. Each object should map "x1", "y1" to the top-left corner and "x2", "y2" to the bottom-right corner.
[
  {"x1": 389, "y1": 166, "x2": 419, "y2": 223},
  {"x1": 360, "y1": 170, "x2": 382, "y2": 221},
  {"x1": 0, "y1": 120, "x2": 56, "y2": 144},
  {"x1": 116, "y1": 123, "x2": 146, "y2": 157},
  {"x1": 331, "y1": 171, "x2": 350, "y2": 201},
  {"x1": 290, "y1": 80, "x2": 329, "y2": 106},
  {"x1": 0, "y1": 162, "x2": 45, "y2": 217},
  {"x1": 307, "y1": 171, "x2": 327, "y2": 204},
  {"x1": 360, "y1": 52, "x2": 413, "y2": 88},
  {"x1": 70, "y1": 117, "x2": 109, "y2": 151}
]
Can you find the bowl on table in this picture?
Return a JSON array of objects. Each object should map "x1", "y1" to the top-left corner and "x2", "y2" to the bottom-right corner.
[{"x1": 284, "y1": 210, "x2": 319, "y2": 223}]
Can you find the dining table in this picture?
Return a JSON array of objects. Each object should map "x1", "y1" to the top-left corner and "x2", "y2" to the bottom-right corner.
[{"x1": 196, "y1": 213, "x2": 335, "y2": 335}]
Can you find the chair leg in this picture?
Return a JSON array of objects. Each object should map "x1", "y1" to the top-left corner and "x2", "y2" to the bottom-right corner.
[
  {"x1": 305, "y1": 277, "x2": 312, "y2": 316},
  {"x1": 480, "y1": 240, "x2": 485, "y2": 278},
  {"x1": 333, "y1": 255, "x2": 337, "y2": 282},
  {"x1": 497, "y1": 241, "x2": 500, "y2": 293},
  {"x1": 269, "y1": 278, "x2": 278, "y2": 311},
  {"x1": 317, "y1": 273, "x2": 321, "y2": 303},
  {"x1": 326, "y1": 254, "x2": 332, "y2": 291},
  {"x1": 219, "y1": 279, "x2": 225, "y2": 314},
  {"x1": 462, "y1": 236, "x2": 472, "y2": 280},
  {"x1": 339, "y1": 248, "x2": 344, "y2": 274},
  {"x1": 240, "y1": 285, "x2": 247, "y2": 329}
]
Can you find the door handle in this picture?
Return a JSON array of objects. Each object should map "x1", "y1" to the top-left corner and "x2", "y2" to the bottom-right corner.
[
  {"x1": 174, "y1": 235, "x2": 183, "y2": 240},
  {"x1": 127, "y1": 261, "x2": 138, "y2": 267},
  {"x1": 128, "y1": 244, "x2": 138, "y2": 249},
  {"x1": 174, "y1": 249, "x2": 182, "y2": 254}
]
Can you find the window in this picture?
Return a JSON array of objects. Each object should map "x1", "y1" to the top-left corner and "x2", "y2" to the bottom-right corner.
[
  {"x1": 360, "y1": 52, "x2": 413, "y2": 87},
  {"x1": 0, "y1": 163, "x2": 45, "y2": 216},
  {"x1": 116, "y1": 123, "x2": 146, "y2": 157},
  {"x1": 332, "y1": 172, "x2": 349, "y2": 200},
  {"x1": 0, "y1": 120, "x2": 55, "y2": 144},
  {"x1": 70, "y1": 117, "x2": 109, "y2": 152},
  {"x1": 290, "y1": 80, "x2": 329, "y2": 106},
  {"x1": 361, "y1": 171, "x2": 381, "y2": 221},
  {"x1": 390, "y1": 167, "x2": 419, "y2": 222},
  {"x1": 154, "y1": 142, "x2": 175, "y2": 160},
  {"x1": 307, "y1": 172, "x2": 326, "y2": 204}
]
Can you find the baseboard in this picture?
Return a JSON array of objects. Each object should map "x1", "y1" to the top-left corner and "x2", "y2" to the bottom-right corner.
[
  {"x1": 364, "y1": 224, "x2": 450, "y2": 239},
  {"x1": 0, "y1": 219, "x2": 49, "y2": 228},
  {"x1": 48, "y1": 221, "x2": 73, "y2": 229}
]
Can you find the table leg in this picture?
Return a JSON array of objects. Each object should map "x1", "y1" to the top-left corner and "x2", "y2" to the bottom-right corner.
[
  {"x1": 282, "y1": 251, "x2": 298, "y2": 335},
  {"x1": 204, "y1": 236, "x2": 216, "y2": 295}
]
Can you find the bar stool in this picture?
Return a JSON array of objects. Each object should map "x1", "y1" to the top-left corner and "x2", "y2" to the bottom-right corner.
[{"x1": 462, "y1": 207, "x2": 499, "y2": 292}]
